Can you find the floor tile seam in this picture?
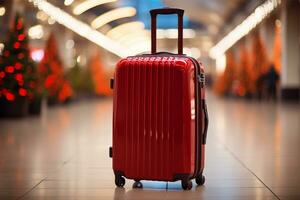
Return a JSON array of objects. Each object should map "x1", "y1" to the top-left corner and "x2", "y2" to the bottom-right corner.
[
  {"x1": 16, "y1": 178, "x2": 46, "y2": 200},
  {"x1": 213, "y1": 136, "x2": 281, "y2": 200}
]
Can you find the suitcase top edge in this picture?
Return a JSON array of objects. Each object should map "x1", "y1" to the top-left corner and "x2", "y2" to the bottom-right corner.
[{"x1": 116, "y1": 55, "x2": 196, "y2": 70}]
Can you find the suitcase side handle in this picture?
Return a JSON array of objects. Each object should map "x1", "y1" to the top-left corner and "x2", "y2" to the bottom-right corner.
[
  {"x1": 150, "y1": 8, "x2": 184, "y2": 54},
  {"x1": 202, "y1": 99, "x2": 209, "y2": 144}
]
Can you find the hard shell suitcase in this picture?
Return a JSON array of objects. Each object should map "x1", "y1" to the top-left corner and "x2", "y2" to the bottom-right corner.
[{"x1": 110, "y1": 8, "x2": 209, "y2": 190}]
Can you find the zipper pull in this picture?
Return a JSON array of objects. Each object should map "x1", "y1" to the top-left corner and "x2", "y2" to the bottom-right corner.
[{"x1": 197, "y1": 73, "x2": 205, "y2": 87}]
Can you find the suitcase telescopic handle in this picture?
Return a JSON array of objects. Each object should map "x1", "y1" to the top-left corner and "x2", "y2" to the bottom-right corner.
[{"x1": 150, "y1": 8, "x2": 184, "y2": 54}]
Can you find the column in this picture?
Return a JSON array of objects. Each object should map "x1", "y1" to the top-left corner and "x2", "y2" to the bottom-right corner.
[{"x1": 281, "y1": 0, "x2": 300, "y2": 100}]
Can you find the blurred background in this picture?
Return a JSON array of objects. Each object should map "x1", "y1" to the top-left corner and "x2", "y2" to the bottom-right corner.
[
  {"x1": 0, "y1": 0, "x2": 298, "y2": 117},
  {"x1": 0, "y1": 1, "x2": 299, "y2": 199}
]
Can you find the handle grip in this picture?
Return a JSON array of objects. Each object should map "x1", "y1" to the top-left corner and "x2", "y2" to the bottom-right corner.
[
  {"x1": 202, "y1": 99, "x2": 209, "y2": 144},
  {"x1": 150, "y1": 8, "x2": 184, "y2": 54}
]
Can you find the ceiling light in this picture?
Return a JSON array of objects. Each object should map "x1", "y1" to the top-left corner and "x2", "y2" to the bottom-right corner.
[
  {"x1": 66, "y1": 39, "x2": 75, "y2": 49},
  {"x1": 36, "y1": 10, "x2": 48, "y2": 21},
  {"x1": 190, "y1": 47, "x2": 201, "y2": 59},
  {"x1": 156, "y1": 29, "x2": 196, "y2": 39},
  {"x1": 119, "y1": 36, "x2": 150, "y2": 46},
  {"x1": 91, "y1": 7, "x2": 136, "y2": 29},
  {"x1": 210, "y1": 0, "x2": 281, "y2": 59},
  {"x1": 106, "y1": 21, "x2": 145, "y2": 39},
  {"x1": 73, "y1": 0, "x2": 117, "y2": 15},
  {"x1": 29, "y1": 0, "x2": 130, "y2": 57},
  {"x1": 28, "y1": 25, "x2": 44, "y2": 39},
  {"x1": 0, "y1": 7, "x2": 5, "y2": 16},
  {"x1": 31, "y1": 49, "x2": 44, "y2": 62},
  {"x1": 216, "y1": 54, "x2": 226, "y2": 74},
  {"x1": 114, "y1": 30, "x2": 150, "y2": 42},
  {"x1": 48, "y1": 17, "x2": 56, "y2": 24},
  {"x1": 275, "y1": 19, "x2": 281, "y2": 27},
  {"x1": 0, "y1": 43, "x2": 4, "y2": 55},
  {"x1": 64, "y1": 0, "x2": 74, "y2": 6},
  {"x1": 128, "y1": 43, "x2": 151, "y2": 55}
]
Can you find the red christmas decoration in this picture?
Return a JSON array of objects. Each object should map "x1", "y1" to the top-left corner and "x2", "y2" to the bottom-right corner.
[
  {"x1": 18, "y1": 34, "x2": 25, "y2": 41},
  {"x1": 6, "y1": 92, "x2": 15, "y2": 101},
  {"x1": 16, "y1": 19, "x2": 23, "y2": 30},
  {"x1": 251, "y1": 31, "x2": 269, "y2": 83},
  {"x1": 18, "y1": 53, "x2": 24, "y2": 59},
  {"x1": 5, "y1": 66, "x2": 14, "y2": 73},
  {"x1": 14, "y1": 42, "x2": 21, "y2": 49},
  {"x1": 272, "y1": 22, "x2": 281, "y2": 74},
  {"x1": 0, "y1": 71, "x2": 5, "y2": 78},
  {"x1": 39, "y1": 33, "x2": 73, "y2": 103},
  {"x1": 4, "y1": 50, "x2": 10, "y2": 57},
  {"x1": 214, "y1": 51, "x2": 236, "y2": 96},
  {"x1": 18, "y1": 88, "x2": 27, "y2": 96},
  {"x1": 0, "y1": 13, "x2": 36, "y2": 104},
  {"x1": 88, "y1": 52, "x2": 112, "y2": 96},
  {"x1": 29, "y1": 81, "x2": 35, "y2": 88},
  {"x1": 234, "y1": 43, "x2": 253, "y2": 97},
  {"x1": 15, "y1": 62, "x2": 22, "y2": 70}
]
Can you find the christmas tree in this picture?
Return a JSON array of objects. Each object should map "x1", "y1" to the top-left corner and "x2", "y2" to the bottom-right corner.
[
  {"x1": 67, "y1": 60, "x2": 94, "y2": 97},
  {"x1": 88, "y1": 52, "x2": 111, "y2": 96},
  {"x1": 272, "y1": 22, "x2": 281, "y2": 74},
  {"x1": 213, "y1": 51, "x2": 236, "y2": 96},
  {"x1": 0, "y1": 14, "x2": 33, "y2": 102},
  {"x1": 39, "y1": 33, "x2": 73, "y2": 103},
  {"x1": 251, "y1": 31, "x2": 269, "y2": 95},
  {"x1": 234, "y1": 43, "x2": 253, "y2": 97}
]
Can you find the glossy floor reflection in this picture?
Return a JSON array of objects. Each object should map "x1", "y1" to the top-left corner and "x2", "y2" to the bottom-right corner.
[{"x1": 0, "y1": 92, "x2": 299, "y2": 200}]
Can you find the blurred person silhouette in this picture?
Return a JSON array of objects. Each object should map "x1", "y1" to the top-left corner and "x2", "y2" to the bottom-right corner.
[
  {"x1": 265, "y1": 64, "x2": 280, "y2": 100},
  {"x1": 256, "y1": 72, "x2": 266, "y2": 100}
]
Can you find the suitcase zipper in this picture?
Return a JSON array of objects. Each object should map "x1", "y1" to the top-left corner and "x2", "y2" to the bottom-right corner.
[{"x1": 187, "y1": 57, "x2": 202, "y2": 179}]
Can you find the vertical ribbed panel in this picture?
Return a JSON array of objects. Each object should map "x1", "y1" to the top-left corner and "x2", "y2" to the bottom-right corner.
[
  {"x1": 164, "y1": 58, "x2": 171, "y2": 177},
  {"x1": 148, "y1": 57, "x2": 154, "y2": 177},
  {"x1": 170, "y1": 58, "x2": 175, "y2": 175},
  {"x1": 124, "y1": 59, "x2": 129, "y2": 175},
  {"x1": 140, "y1": 58, "x2": 146, "y2": 177},
  {"x1": 150, "y1": 57, "x2": 157, "y2": 178},
  {"x1": 136, "y1": 58, "x2": 141, "y2": 176}
]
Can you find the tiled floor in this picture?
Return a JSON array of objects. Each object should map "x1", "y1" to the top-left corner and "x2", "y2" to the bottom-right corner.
[{"x1": 0, "y1": 92, "x2": 299, "y2": 200}]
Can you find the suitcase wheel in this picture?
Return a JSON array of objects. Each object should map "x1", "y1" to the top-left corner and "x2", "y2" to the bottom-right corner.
[
  {"x1": 195, "y1": 175, "x2": 205, "y2": 186},
  {"x1": 181, "y1": 180, "x2": 193, "y2": 190},
  {"x1": 132, "y1": 180, "x2": 143, "y2": 189},
  {"x1": 115, "y1": 176, "x2": 125, "y2": 187}
]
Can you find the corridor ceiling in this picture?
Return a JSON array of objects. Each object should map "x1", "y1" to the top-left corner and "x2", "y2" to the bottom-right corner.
[{"x1": 165, "y1": 0, "x2": 248, "y2": 35}]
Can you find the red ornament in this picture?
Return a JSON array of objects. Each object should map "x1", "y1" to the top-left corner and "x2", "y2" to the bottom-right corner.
[
  {"x1": 18, "y1": 88, "x2": 27, "y2": 96},
  {"x1": 15, "y1": 62, "x2": 22, "y2": 70},
  {"x1": 18, "y1": 34, "x2": 25, "y2": 41},
  {"x1": 18, "y1": 53, "x2": 25, "y2": 59},
  {"x1": 17, "y1": 20, "x2": 23, "y2": 30},
  {"x1": 45, "y1": 75, "x2": 56, "y2": 89},
  {"x1": 28, "y1": 93, "x2": 34, "y2": 100},
  {"x1": 14, "y1": 42, "x2": 21, "y2": 49},
  {"x1": 18, "y1": 80, "x2": 24, "y2": 86},
  {"x1": 5, "y1": 66, "x2": 14, "y2": 73},
  {"x1": 15, "y1": 73, "x2": 23, "y2": 82},
  {"x1": 29, "y1": 81, "x2": 35, "y2": 88},
  {"x1": 0, "y1": 71, "x2": 5, "y2": 78},
  {"x1": 6, "y1": 92, "x2": 15, "y2": 101},
  {"x1": 4, "y1": 51, "x2": 10, "y2": 57}
]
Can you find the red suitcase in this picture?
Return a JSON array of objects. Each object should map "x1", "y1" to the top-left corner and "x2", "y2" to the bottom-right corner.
[{"x1": 110, "y1": 8, "x2": 208, "y2": 190}]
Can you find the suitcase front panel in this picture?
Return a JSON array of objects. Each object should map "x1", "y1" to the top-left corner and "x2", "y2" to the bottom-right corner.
[{"x1": 113, "y1": 56, "x2": 196, "y2": 181}]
